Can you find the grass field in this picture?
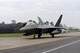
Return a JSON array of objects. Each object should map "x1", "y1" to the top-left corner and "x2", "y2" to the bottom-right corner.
[
  {"x1": 0, "y1": 33, "x2": 66, "y2": 38},
  {"x1": 0, "y1": 33, "x2": 23, "y2": 37},
  {"x1": 0, "y1": 33, "x2": 49, "y2": 38}
]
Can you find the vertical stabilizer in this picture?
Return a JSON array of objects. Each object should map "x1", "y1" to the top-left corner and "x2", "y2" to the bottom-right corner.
[
  {"x1": 38, "y1": 17, "x2": 44, "y2": 25},
  {"x1": 55, "y1": 14, "x2": 63, "y2": 27}
]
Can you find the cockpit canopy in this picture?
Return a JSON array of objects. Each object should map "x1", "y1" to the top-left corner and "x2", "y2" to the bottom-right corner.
[
  {"x1": 27, "y1": 20, "x2": 37, "y2": 25},
  {"x1": 22, "y1": 20, "x2": 37, "y2": 27}
]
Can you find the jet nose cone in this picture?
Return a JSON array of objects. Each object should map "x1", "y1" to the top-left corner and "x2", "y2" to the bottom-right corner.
[
  {"x1": 19, "y1": 28, "x2": 23, "y2": 30},
  {"x1": 19, "y1": 27, "x2": 26, "y2": 31}
]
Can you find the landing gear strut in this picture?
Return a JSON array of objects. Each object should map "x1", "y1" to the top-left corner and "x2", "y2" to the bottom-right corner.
[
  {"x1": 50, "y1": 33, "x2": 54, "y2": 38},
  {"x1": 33, "y1": 33, "x2": 42, "y2": 39},
  {"x1": 33, "y1": 35, "x2": 36, "y2": 39},
  {"x1": 33, "y1": 34, "x2": 37, "y2": 39},
  {"x1": 38, "y1": 33, "x2": 42, "y2": 38},
  {"x1": 51, "y1": 34, "x2": 54, "y2": 38}
]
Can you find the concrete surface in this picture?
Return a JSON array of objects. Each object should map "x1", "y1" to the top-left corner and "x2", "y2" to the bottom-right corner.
[
  {"x1": 0, "y1": 32, "x2": 80, "y2": 53},
  {"x1": 0, "y1": 32, "x2": 80, "y2": 50}
]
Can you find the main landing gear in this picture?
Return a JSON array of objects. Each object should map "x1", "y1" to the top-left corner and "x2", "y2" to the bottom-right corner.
[
  {"x1": 50, "y1": 33, "x2": 54, "y2": 38},
  {"x1": 33, "y1": 33, "x2": 42, "y2": 39}
]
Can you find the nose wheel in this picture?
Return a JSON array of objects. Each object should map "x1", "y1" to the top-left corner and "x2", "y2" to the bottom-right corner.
[{"x1": 33, "y1": 34, "x2": 36, "y2": 39}]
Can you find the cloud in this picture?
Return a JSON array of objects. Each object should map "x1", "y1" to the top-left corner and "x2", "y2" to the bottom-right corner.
[{"x1": 0, "y1": 0, "x2": 80, "y2": 28}]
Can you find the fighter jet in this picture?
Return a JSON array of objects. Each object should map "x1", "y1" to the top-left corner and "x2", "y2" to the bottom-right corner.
[{"x1": 19, "y1": 14, "x2": 64, "y2": 38}]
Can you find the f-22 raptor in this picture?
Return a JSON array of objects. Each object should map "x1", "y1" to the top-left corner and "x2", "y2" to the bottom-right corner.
[{"x1": 20, "y1": 14, "x2": 64, "y2": 38}]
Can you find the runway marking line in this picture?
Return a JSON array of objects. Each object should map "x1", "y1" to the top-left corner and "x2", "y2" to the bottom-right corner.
[{"x1": 42, "y1": 40, "x2": 80, "y2": 53}]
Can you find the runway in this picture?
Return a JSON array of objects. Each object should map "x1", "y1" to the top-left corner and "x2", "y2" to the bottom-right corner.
[{"x1": 0, "y1": 32, "x2": 80, "y2": 53}]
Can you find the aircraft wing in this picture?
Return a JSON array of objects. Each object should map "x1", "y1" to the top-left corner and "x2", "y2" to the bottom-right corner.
[
  {"x1": 50, "y1": 27, "x2": 65, "y2": 29},
  {"x1": 37, "y1": 25, "x2": 65, "y2": 29}
]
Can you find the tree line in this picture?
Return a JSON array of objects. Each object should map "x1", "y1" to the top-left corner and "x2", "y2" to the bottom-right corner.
[
  {"x1": 0, "y1": 20, "x2": 79, "y2": 33},
  {"x1": 0, "y1": 22, "x2": 24, "y2": 33}
]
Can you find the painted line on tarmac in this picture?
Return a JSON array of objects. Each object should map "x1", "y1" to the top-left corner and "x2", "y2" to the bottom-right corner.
[{"x1": 42, "y1": 40, "x2": 80, "y2": 53}]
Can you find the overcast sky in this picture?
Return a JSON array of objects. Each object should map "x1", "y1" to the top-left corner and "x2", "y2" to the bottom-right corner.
[{"x1": 0, "y1": 0, "x2": 80, "y2": 28}]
